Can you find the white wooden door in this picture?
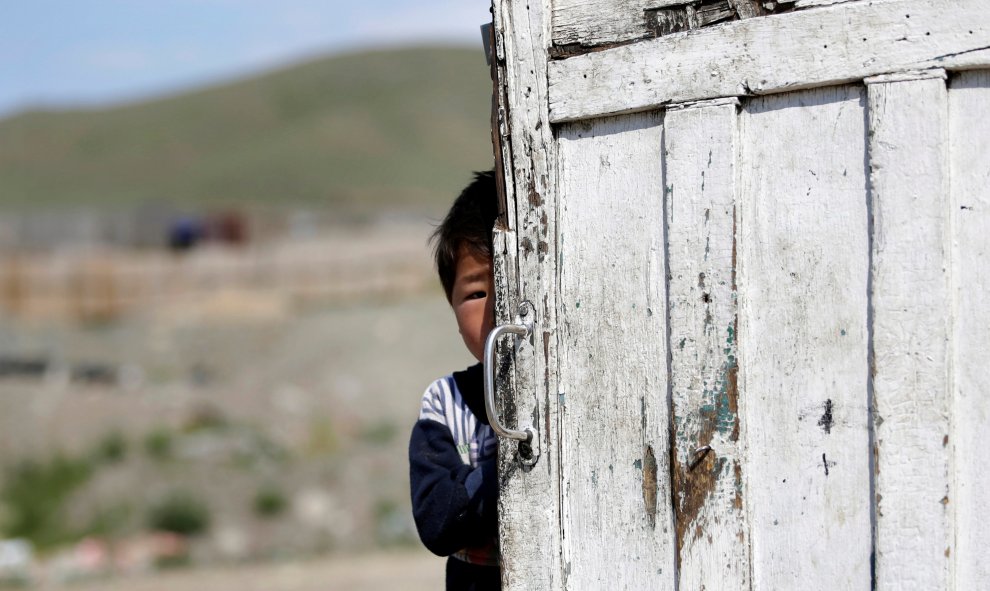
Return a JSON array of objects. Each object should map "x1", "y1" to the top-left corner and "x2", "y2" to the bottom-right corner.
[{"x1": 488, "y1": 1, "x2": 990, "y2": 589}]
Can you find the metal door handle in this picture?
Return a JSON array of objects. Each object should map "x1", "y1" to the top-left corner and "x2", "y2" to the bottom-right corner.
[{"x1": 483, "y1": 311, "x2": 539, "y2": 465}]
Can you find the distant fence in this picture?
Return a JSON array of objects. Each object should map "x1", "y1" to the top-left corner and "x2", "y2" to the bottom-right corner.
[
  {"x1": 0, "y1": 231, "x2": 435, "y2": 323},
  {"x1": 0, "y1": 207, "x2": 337, "y2": 252}
]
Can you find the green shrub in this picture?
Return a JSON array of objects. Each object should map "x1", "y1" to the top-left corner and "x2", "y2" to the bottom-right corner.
[
  {"x1": 147, "y1": 491, "x2": 210, "y2": 536},
  {"x1": 93, "y1": 430, "x2": 128, "y2": 464},
  {"x1": 0, "y1": 454, "x2": 93, "y2": 550},
  {"x1": 143, "y1": 428, "x2": 173, "y2": 461},
  {"x1": 253, "y1": 485, "x2": 287, "y2": 518}
]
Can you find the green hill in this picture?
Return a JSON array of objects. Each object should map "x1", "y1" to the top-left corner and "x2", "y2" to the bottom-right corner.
[{"x1": 0, "y1": 46, "x2": 494, "y2": 216}]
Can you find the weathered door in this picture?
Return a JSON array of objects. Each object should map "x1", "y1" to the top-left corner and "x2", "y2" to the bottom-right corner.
[{"x1": 487, "y1": 0, "x2": 990, "y2": 589}]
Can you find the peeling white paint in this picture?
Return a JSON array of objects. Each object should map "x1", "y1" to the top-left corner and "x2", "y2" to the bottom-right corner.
[
  {"x1": 557, "y1": 112, "x2": 676, "y2": 590},
  {"x1": 738, "y1": 85, "x2": 872, "y2": 589},
  {"x1": 492, "y1": 1, "x2": 990, "y2": 589},
  {"x1": 949, "y1": 70, "x2": 990, "y2": 591},
  {"x1": 548, "y1": 0, "x2": 990, "y2": 122},
  {"x1": 867, "y1": 71, "x2": 952, "y2": 591},
  {"x1": 664, "y1": 98, "x2": 750, "y2": 590}
]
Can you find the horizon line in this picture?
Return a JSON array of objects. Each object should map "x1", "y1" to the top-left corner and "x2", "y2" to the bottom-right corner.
[{"x1": 0, "y1": 40, "x2": 482, "y2": 121}]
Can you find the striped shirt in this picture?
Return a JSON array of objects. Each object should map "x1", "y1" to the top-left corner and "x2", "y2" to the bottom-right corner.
[{"x1": 419, "y1": 372, "x2": 499, "y2": 566}]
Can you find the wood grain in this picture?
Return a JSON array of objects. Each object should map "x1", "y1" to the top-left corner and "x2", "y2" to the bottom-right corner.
[
  {"x1": 551, "y1": 0, "x2": 825, "y2": 48},
  {"x1": 948, "y1": 69, "x2": 990, "y2": 591},
  {"x1": 548, "y1": 0, "x2": 990, "y2": 122},
  {"x1": 663, "y1": 98, "x2": 749, "y2": 589},
  {"x1": 867, "y1": 71, "x2": 952, "y2": 591},
  {"x1": 491, "y1": 0, "x2": 563, "y2": 589},
  {"x1": 498, "y1": 0, "x2": 987, "y2": 586},
  {"x1": 556, "y1": 112, "x2": 676, "y2": 589},
  {"x1": 552, "y1": 0, "x2": 681, "y2": 46},
  {"x1": 738, "y1": 85, "x2": 872, "y2": 589}
]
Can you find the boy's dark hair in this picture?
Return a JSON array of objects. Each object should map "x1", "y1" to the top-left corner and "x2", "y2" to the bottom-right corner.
[{"x1": 431, "y1": 170, "x2": 500, "y2": 303}]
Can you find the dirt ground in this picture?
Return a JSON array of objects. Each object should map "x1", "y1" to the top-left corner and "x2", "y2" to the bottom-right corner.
[
  {"x1": 0, "y1": 267, "x2": 475, "y2": 565},
  {"x1": 37, "y1": 550, "x2": 445, "y2": 591}
]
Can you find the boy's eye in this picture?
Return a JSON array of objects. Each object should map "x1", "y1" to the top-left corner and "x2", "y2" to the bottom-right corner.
[{"x1": 467, "y1": 291, "x2": 487, "y2": 300}]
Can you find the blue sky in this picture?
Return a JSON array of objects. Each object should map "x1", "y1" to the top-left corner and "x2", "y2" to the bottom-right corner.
[{"x1": 0, "y1": 0, "x2": 490, "y2": 116}]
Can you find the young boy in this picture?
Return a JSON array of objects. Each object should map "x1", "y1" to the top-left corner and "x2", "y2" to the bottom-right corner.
[{"x1": 409, "y1": 170, "x2": 502, "y2": 590}]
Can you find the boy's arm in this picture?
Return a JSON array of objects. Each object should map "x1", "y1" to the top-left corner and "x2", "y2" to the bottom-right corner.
[{"x1": 409, "y1": 418, "x2": 498, "y2": 557}]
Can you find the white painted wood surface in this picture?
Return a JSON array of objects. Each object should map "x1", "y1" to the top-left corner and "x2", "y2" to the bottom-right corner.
[
  {"x1": 548, "y1": 0, "x2": 990, "y2": 122},
  {"x1": 949, "y1": 69, "x2": 990, "y2": 591},
  {"x1": 794, "y1": 0, "x2": 858, "y2": 7},
  {"x1": 491, "y1": 0, "x2": 562, "y2": 589},
  {"x1": 496, "y1": 0, "x2": 990, "y2": 586},
  {"x1": 556, "y1": 112, "x2": 676, "y2": 589},
  {"x1": 738, "y1": 86, "x2": 872, "y2": 589},
  {"x1": 866, "y1": 71, "x2": 952, "y2": 591},
  {"x1": 663, "y1": 99, "x2": 749, "y2": 590}
]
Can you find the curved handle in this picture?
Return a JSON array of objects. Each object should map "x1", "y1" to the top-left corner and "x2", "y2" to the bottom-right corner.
[{"x1": 483, "y1": 323, "x2": 535, "y2": 444}]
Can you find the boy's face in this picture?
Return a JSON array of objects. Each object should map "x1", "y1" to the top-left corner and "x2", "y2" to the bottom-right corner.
[{"x1": 451, "y1": 245, "x2": 495, "y2": 363}]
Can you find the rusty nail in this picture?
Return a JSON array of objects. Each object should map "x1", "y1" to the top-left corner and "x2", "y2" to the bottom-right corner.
[{"x1": 689, "y1": 445, "x2": 712, "y2": 471}]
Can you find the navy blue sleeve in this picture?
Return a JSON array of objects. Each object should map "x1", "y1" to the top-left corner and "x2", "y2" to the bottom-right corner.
[{"x1": 408, "y1": 418, "x2": 498, "y2": 556}]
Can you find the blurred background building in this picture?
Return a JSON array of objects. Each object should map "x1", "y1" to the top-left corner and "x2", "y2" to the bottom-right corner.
[{"x1": 0, "y1": 2, "x2": 493, "y2": 588}]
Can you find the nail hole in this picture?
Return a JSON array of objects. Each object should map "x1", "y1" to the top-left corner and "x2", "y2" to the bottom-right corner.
[{"x1": 518, "y1": 441, "x2": 534, "y2": 462}]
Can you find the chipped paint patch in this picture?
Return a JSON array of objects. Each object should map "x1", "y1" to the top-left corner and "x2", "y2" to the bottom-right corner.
[
  {"x1": 818, "y1": 399, "x2": 835, "y2": 434},
  {"x1": 646, "y1": 0, "x2": 793, "y2": 38},
  {"x1": 642, "y1": 445, "x2": 658, "y2": 527},
  {"x1": 673, "y1": 326, "x2": 740, "y2": 558}
]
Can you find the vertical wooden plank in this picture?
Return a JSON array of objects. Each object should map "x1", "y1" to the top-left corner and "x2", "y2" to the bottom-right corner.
[
  {"x1": 556, "y1": 112, "x2": 676, "y2": 589},
  {"x1": 492, "y1": 223, "x2": 521, "y2": 478},
  {"x1": 663, "y1": 98, "x2": 750, "y2": 589},
  {"x1": 948, "y1": 69, "x2": 990, "y2": 590},
  {"x1": 866, "y1": 71, "x2": 951, "y2": 591},
  {"x1": 738, "y1": 85, "x2": 872, "y2": 589},
  {"x1": 491, "y1": 0, "x2": 562, "y2": 589}
]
